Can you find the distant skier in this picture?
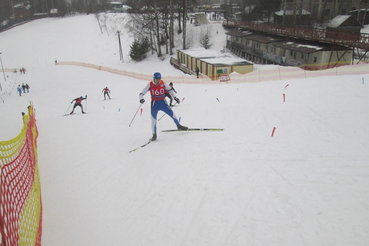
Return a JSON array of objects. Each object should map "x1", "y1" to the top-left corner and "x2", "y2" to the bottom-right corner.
[
  {"x1": 165, "y1": 82, "x2": 177, "y2": 107},
  {"x1": 22, "y1": 83, "x2": 26, "y2": 93},
  {"x1": 17, "y1": 85, "x2": 22, "y2": 96},
  {"x1": 139, "y1": 72, "x2": 187, "y2": 141},
  {"x1": 70, "y1": 95, "x2": 87, "y2": 114},
  {"x1": 102, "y1": 87, "x2": 111, "y2": 100}
]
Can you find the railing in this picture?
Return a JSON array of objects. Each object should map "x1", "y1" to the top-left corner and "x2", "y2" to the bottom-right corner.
[{"x1": 223, "y1": 20, "x2": 369, "y2": 50}]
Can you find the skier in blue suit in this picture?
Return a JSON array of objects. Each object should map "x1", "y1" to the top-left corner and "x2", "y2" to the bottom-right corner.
[{"x1": 139, "y1": 72, "x2": 187, "y2": 141}]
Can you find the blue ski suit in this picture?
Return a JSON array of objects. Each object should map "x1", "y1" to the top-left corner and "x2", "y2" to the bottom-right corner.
[{"x1": 139, "y1": 80, "x2": 180, "y2": 134}]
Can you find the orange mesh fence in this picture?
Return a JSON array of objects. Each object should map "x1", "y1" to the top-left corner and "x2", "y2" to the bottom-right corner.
[
  {"x1": 56, "y1": 61, "x2": 369, "y2": 84},
  {"x1": 0, "y1": 105, "x2": 42, "y2": 246}
]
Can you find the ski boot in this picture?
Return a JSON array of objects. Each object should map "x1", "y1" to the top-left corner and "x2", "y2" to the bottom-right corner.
[
  {"x1": 177, "y1": 124, "x2": 188, "y2": 130},
  {"x1": 151, "y1": 134, "x2": 157, "y2": 141}
]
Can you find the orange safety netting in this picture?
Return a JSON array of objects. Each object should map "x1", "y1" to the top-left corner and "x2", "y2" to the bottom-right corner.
[
  {"x1": 56, "y1": 61, "x2": 369, "y2": 84},
  {"x1": 0, "y1": 105, "x2": 42, "y2": 246}
]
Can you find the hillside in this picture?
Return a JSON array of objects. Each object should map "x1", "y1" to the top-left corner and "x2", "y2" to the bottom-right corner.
[{"x1": 0, "y1": 14, "x2": 369, "y2": 246}]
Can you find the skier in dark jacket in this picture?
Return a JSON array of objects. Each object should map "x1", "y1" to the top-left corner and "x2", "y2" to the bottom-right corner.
[
  {"x1": 102, "y1": 87, "x2": 111, "y2": 100},
  {"x1": 70, "y1": 95, "x2": 87, "y2": 114},
  {"x1": 165, "y1": 82, "x2": 177, "y2": 107}
]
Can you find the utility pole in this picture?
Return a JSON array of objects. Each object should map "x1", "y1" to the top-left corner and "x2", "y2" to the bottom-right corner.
[
  {"x1": 117, "y1": 30, "x2": 124, "y2": 62},
  {"x1": 0, "y1": 52, "x2": 6, "y2": 84}
]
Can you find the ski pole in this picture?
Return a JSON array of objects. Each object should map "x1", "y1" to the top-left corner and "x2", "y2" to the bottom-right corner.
[
  {"x1": 64, "y1": 102, "x2": 72, "y2": 115},
  {"x1": 129, "y1": 103, "x2": 142, "y2": 127},
  {"x1": 85, "y1": 95, "x2": 88, "y2": 112},
  {"x1": 158, "y1": 102, "x2": 177, "y2": 121},
  {"x1": 97, "y1": 91, "x2": 103, "y2": 101}
]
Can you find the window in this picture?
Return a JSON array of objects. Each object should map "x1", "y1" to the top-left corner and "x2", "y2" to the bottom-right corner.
[
  {"x1": 301, "y1": 53, "x2": 304, "y2": 59},
  {"x1": 223, "y1": 68, "x2": 229, "y2": 74},
  {"x1": 290, "y1": 50, "x2": 294, "y2": 56},
  {"x1": 255, "y1": 41, "x2": 260, "y2": 49},
  {"x1": 313, "y1": 55, "x2": 317, "y2": 63}
]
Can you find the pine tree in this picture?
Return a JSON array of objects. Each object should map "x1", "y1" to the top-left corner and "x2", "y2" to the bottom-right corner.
[
  {"x1": 129, "y1": 38, "x2": 151, "y2": 61},
  {"x1": 201, "y1": 33, "x2": 211, "y2": 49},
  {"x1": 129, "y1": 39, "x2": 143, "y2": 61}
]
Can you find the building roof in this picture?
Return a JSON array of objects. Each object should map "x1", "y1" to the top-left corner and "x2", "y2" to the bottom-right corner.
[
  {"x1": 226, "y1": 31, "x2": 283, "y2": 43},
  {"x1": 272, "y1": 40, "x2": 348, "y2": 54},
  {"x1": 245, "y1": 34, "x2": 283, "y2": 43},
  {"x1": 274, "y1": 9, "x2": 310, "y2": 16},
  {"x1": 328, "y1": 15, "x2": 363, "y2": 28},
  {"x1": 273, "y1": 41, "x2": 324, "y2": 54},
  {"x1": 225, "y1": 30, "x2": 253, "y2": 37},
  {"x1": 328, "y1": 15, "x2": 351, "y2": 28},
  {"x1": 200, "y1": 57, "x2": 252, "y2": 66},
  {"x1": 178, "y1": 48, "x2": 222, "y2": 59}
]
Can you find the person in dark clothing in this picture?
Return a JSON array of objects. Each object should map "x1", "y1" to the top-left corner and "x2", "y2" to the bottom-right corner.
[
  {"x1": 196, "y1": 67, "x2": 200, "y2": 78},
  {"x1": 25, "y1": 84, "x2": 30, "y2": 93},
  {"x1": 70, "y1": 95, "x2": 87, "y2": 114},
  {"x1": 165, "y1": 82, "x2": 177, "y2": 107},
  {"x1": 102, "y1": 87, "x2": 111, "y2": 100}
]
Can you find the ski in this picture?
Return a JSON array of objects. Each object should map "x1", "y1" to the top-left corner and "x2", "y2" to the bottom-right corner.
[
  {"x1": 63, "y1": 113, "x2": 87, "y2": 116},
  {"x1": 162, "y1": 128, "x2": 224, "y2": 132},
  {"x1": 129, "y1": 139, "x2": 152, "y2": 153}
]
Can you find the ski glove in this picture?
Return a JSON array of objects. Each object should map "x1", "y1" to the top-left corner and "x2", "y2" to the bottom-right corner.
[
  {"x1": 174, "y1": 97, "x2": 180, "y2": 104},
  {"x1": 140, "y1": 99, "x2": 145, "y2": 104}
]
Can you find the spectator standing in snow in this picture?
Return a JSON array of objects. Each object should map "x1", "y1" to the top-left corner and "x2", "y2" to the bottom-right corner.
[
  {"x1": 22, "y1": 83, "x2": 26, "y2": 93},
  {"x1": 25, "y1": 84, "x2": 30, "y2": 93},
  {"x1": 196, "y1": 67, "x2": 200, "y2": 78},
  {"x1": 165, "y1": 82, "x2": 177, "y2": 107},
  {"x1": 102, "y1": 87, "x2": 111, "y2": 100},
  {"x1": 70, "y1": 95, "x2": 87, "y2": 114},
  {"x1": 139, "y1": 72, "x2": 187, "y2": 141},
  {"x1": 17, "y1": 85, "x2": 22, "y2": 96}
]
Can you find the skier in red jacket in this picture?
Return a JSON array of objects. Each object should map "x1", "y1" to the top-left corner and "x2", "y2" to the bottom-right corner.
[
  {"x1": 70, "y1": 95, "x2": 87, "y2": 114},
  {"x1": 139, "y1": 72, "x2": 187, "y2": 141}
]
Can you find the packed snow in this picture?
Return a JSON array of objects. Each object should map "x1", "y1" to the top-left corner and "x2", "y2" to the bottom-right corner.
[{"x1": 1, "y1": 14, "x2": 369, "y2": 246}]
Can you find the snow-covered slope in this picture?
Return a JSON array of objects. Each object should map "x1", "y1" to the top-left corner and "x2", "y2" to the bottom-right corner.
[{"x1": 1, "y1": 14, "x2": 369, "y2": 246}]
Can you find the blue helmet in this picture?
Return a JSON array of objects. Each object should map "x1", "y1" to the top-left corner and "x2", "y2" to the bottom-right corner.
[
  {"x1": 153, "y1": 72, "x2": 161, "y2": 80},
  {"x1": 80, "y1": 96, "x2": 83, "y2": 99}
]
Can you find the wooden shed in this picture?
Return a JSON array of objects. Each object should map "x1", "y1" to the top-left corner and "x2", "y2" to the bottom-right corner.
[
  {"x1": 176, "y1": 48, "x2": 221, "y2": 74},
  {"x1": 176, "y1": 48, "x2": 253, "y2": 80},
  {"x1": 199, "y1": 57, "x2": 253, "y2": 80}
]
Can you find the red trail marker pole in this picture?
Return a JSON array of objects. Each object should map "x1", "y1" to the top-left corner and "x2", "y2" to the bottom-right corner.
[{"x1": 271, "y1": 127, "x2": 276, "y2": 137}]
